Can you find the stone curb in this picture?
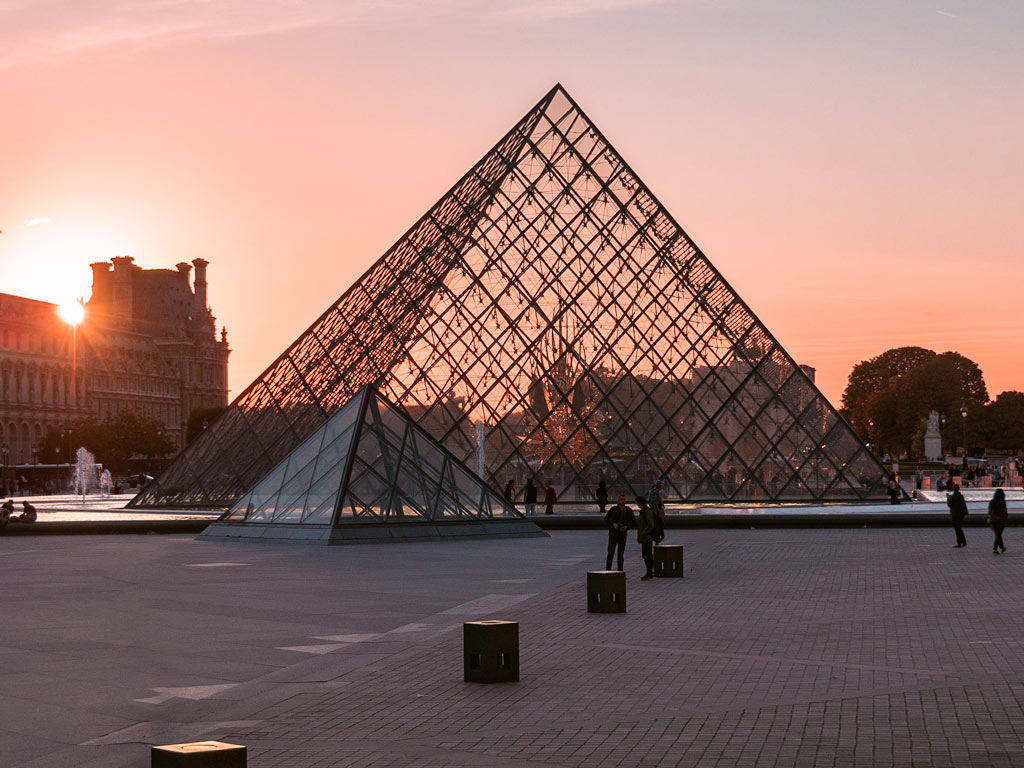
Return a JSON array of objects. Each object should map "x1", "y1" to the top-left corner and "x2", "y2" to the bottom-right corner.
[
  {"x1": 1, "y1": 519, "x2": 212, "y2": 536},
  {"x1": 2, "y1": 514, "x2": 1014, "y2": 535}
]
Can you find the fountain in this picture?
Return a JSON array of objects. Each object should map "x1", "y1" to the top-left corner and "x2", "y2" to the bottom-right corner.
[{"x1": 72, "y1": 447, "x2": 99, "y2": 502}]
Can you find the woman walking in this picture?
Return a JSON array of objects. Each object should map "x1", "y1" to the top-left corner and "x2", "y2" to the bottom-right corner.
[{"x1": 989, "y1": 487, "x2": 1008, "y2": 554}]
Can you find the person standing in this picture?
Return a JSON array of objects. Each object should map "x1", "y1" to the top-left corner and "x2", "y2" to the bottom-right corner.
[
  {"x1": 887, "y1": 473, "x2": 901, "y2": 505},
  {"x1": 604, "y1": 494, "x2": 636, "y2": 571},
  {"x1": 947, "y1": 484, "x2": 968, "y2": 548},
  {"x1": 595, "y1": 479, "x2": 608, "y2": 515},
  {"x1": 915, "y1": 468, "x2": 924, "y2": 492},
  {"x1": 544, "y1": 480, "x2": 557, "y2": 515},
  {"x1": 503, "y1": 479, "x2": 515, "y2": 504},
  {"x1": 635, "y1": 495, "x2": 656, "y2": 580},
  {"x1": 523, "y1": 478, "x2": 537, "y2": 517},
  {"x1": 989, "y1": 487, "x2": 1008, "y2": 554},
  {"x1": 647, "y1": 480, "x2": 666, "y2": 518}
]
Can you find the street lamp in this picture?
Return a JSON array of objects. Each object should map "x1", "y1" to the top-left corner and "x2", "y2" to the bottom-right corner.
[
  {"x1": 867, "y1": 418, "x2": 875, "y2": 452},
  {"x1": 1, "y1": 442, "x2": 8, "y2": 495},
  {"x1": 960, "y1": 404, "x2": 968, "y2": 464}
]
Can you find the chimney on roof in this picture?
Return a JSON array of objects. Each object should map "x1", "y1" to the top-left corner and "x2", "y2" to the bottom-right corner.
[
  {"x1": 110, "y1": 255, "x2": 136, "y2": 319},
  {"x1": 89, "y1": 262, "x2": 111, "y2": 306},
  {"x1": 192, "y1": 258, "x2": 208, "y2": 315}
]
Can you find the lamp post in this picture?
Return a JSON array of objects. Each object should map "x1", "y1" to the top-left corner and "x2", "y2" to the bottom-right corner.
[
  {"x1": 867, "y1": 418, "x2": 875, "y2": 452},
  {"x1": 1, "y1": 441, "x2": 8, "y2": 495},
  {"x1": 941, "y1": 414, "x2": 947, "y2": 458},
  {"x1": 960, "y1": 404, "x2": 968, "y2": 465}
]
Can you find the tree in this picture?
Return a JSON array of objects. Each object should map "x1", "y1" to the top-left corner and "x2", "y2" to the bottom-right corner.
[
  {"x1": 841, "y1": 347, "x2": 988, "y2": 458},
  {"x1": 841, "y1": 347, "x2": 938, "y2": 442},
  {"x1": 74, "y1": 411, "x2": 175, "y2": 472},
  {"x1": 982, "y1": 392, "x2": 1024, "y2": 454}
]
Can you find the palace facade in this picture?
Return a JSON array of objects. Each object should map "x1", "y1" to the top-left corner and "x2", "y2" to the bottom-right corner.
[{"x1": 0, "y1": 256, "x2": 230, "y2": 468}]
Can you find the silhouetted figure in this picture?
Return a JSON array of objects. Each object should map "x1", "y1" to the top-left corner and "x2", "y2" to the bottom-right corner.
[
  {"x1": 887, "y1": 473, "x2": 901, "y2": 505},
  {"x1": 544, "y1": 480, "x2": 557, "y2": 515},
  {"x1": 604, "y1": 495, "x2": 636, "y2": 571},
  {"x1": 523, "y1": 479, "x2": 537, "y2": 517},
  {"x1": 990, "y1": 488, "x2": 1008, "y2": 554},
  {"x1": 947, "y1": 484, "x2": 968, "y2": 547},
  {"x1": 15, "y1": 500, "x2": 36, "y2": 523},
  {"x1": 647, "y1": 480, "x2": 666, "y2": 518},
  {"x1": 635, "y1": 495, "x2": 656, "y2": 580},
  {"x1": 0, "y1": 498, "x2": 13, "y2": 532},
  {"x1": 595, "y1": 480, "x2": 608, "y2": 514},
  {"x1": 503, "y1": 479, "x2": 515, "y2": 504}
]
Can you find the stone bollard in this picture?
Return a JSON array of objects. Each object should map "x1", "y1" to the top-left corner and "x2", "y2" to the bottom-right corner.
[
  {"x1": 587, "y1": 570, "x2": 626, "y2": 613},
  {"x1": 152, "y1": 741, "x2": 246, "y2": 768},
  {"x1": 464, "y1": 620, "x2": 519, "y2": 683},
  {"x1": 654, "y1": 544, "x2": 684, "y2": 577}
]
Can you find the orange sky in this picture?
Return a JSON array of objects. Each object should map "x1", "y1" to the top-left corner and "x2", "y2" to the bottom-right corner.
[{"x1": 1, "y1": 0, "x2": 1021, "y2": 407}]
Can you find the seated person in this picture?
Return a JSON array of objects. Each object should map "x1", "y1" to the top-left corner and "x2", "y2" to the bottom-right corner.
[{"x1": 14, "y1": 500, "x2": 37, "y2": 523}]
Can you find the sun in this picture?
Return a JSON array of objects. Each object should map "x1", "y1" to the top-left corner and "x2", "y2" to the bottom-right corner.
[{"x1": 57, "y1": 300, "x2": 85, "y2": 326}]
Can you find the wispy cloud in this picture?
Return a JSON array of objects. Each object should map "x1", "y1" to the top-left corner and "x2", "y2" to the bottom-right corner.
[
  {"x1": 24, "y1": 217, "x2": 51, "y2": 227},
  {"x1": 0, "y1": 0, "x2": 672, "y2": 69},
  {"x1": 492, "y1": 0, "x2": 670, "y2": 22},
  {"x1": 935, "y1": 9, "x2": 957, "y2": 18}
]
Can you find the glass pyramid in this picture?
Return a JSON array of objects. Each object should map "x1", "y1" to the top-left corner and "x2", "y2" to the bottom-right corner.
[
  {"x1": 133, "y1": 84, "x2": 891, "y2": 509},
  {"x1": 220, "y1": 386, "x2": 522, "y2": 529}
]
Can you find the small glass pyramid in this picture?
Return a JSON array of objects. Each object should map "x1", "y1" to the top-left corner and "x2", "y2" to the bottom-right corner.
[{"x1": 220, "y1": 386, "x2": 523, "y2": 530}]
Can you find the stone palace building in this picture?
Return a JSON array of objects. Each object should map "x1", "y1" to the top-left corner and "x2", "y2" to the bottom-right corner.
[{"x1": 0, "y1": 256, "x2": 230, "y2": 469}]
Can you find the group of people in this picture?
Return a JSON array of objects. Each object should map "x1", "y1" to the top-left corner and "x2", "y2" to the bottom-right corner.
[
  {"x1": 603, "y1": 482, "x2": 667, "y2": 580},
  {"x1": 933, "y1": 460, "x2": 1021, "y2": 491},
  {"x1": 0, "y1": 498, "x2": 37, "y2": 531},
  {"x1": 946, "y1": 484, "x2": 1009, "y2": 553},
  {"x1": 503, "y1": 479, "x2": 558, "y2": 516}
]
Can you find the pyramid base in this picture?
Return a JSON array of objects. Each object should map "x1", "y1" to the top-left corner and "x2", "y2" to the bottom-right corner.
[{"x1": 199, "y1": 519, "x2": 547, "y2": 544}]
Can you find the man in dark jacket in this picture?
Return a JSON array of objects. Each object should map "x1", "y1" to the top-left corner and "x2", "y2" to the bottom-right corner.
[
  {"x1": 604, "y1": 494, "x2": 636, "y2": 571},
  {"x1": 947, "y1": 484, "x2": 968, "y2": 547},
  {"x1": 523, "y1": 479, "x2": 537, "y2": 517}
]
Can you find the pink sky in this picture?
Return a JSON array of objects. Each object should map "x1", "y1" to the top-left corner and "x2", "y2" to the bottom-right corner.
[{"x1": 1, "y1": 0, "x2": 1021, "y2": 406}]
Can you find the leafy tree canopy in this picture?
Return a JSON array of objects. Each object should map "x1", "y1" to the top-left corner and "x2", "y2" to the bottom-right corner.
[
  {"x1": 981, "y1": 391, "x2": 1024, "y2": 454},
  {"x1": 71, "y1": 411, "x2": 174, "y2": 472},
  {"x1": 841, "y1": 347, "x2": 989, "y2": 457}
]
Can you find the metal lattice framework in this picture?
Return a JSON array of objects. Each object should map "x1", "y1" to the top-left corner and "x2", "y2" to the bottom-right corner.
[{"x1": 132, "y1": 84, "x2": 890, "y2": 509}]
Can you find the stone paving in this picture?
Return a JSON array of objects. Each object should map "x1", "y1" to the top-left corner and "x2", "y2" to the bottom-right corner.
[
  {"x1": 222, "y1": 528, "x2": 1024, "y2": 768},
  {"x1": 5, "y1": 528, "x2": 1024, "y2": 766}
]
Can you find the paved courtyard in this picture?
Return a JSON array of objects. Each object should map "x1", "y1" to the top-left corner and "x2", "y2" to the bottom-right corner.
[{"x1": 3, "y1": 526, "x2": 1024, "y2": 767}]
